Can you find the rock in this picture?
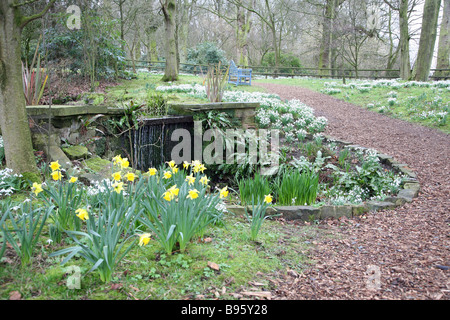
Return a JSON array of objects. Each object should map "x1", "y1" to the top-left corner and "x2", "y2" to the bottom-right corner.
[
  {"x1": 351, "y1": 204, "x2": 369, "y2": 216},
  {"x1": 48, "y1": 145, "x2": 72, "y2": 168},
  {"x1": 403, "y1": 182, "x2": 420, "y2": 193},
  {"x1": 397, "y1": 189, "x2": 417, "y2": 203},
  {"x1": 84, "y1": 157, "x2": 112, "y2": 173},
  {"x1": 62, "y1": 145, "x2": 89, "y2": 160},
  {"x1": 367, "y1": 201, "x2": 397, "y2": 212},
  {"x1": 274, "y1": 206, "x2": 320, "y2": 221},
  {"x1": 320, "y1": 205, "x2": 352, "y2": 219},
  {"x1": 226, "y1": 205, "x2": 247, "y2": 216},
  {"x1": 383, "y1": 196, "x2": 406, "y2": 206}
]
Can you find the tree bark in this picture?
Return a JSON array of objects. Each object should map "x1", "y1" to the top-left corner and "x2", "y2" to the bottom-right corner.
[
  {"x1": 161, "y1": 0, "x2": 179, "y2": 82},
  {"x1": 236, "y1": 0, "x2": 254, "y2": 67},
  {"x1": 436, "y1": 0, "x2": 450, "y2": 77},
  {"x1": 0, "y1": 0, "x2": 42, "y2": 177},
  {"x1": 319, "y1": 0, "x2": 345, "y2": 76},
  {"x1": 414, "y1": 0, "x2": 442, "y2": 81},
  {"x1": 398, "y1": 0, "x2": 411, "y2": 80}
]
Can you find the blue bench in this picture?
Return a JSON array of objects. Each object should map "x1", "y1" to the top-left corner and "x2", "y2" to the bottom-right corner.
[{"x1": 228, "y1": 60, "x2": 252, "y2": 86}]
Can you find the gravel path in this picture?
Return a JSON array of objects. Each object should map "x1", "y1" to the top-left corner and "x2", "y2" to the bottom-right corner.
[{"x1": 255, "y1": 82, "x2": 449, "y2": 300}]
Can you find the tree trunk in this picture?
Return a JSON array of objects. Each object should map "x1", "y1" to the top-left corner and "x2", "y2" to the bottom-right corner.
[
  {"x1": 399, "y1": 0, "x2": 411, "y2": 80},
  {"x1": 161, "y1": 0, "x2": 179, "y2": 82},
  {"x1": 0, "y1": 1, "x2": 40, "y2": 177},
  {"x1": 414, "y1": 0, "x2": 442, "y2": 81},
  {"x1": 236, "y1": 1, "x2": 253, "y2": 67},
  {"x1": 436, "y1": 0, "x2": 450, "y2": 77},
  {"x1": 319, "y1": 0, "x2": 344, "y2": 76}
]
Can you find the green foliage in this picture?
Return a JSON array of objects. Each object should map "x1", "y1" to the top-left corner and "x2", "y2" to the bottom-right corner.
[
  {"x1": 261, "y1": 52, "x2": 303, "y2": 74},
  {"x1": 1, "y1": 202, "x2": 53, "y2": 267},
  {"x1": 245, "y1": 198, "x2": 277, "y2": 241},
  {"x1": 237, "y1": 173, "x2": 271, "y2": 205},
  {"x1": 40, "y1": 179, "x2": 86, "y2": 242},
  {"x1": 42, "y1": 13, "x2": 126, "y2": 81},
  {"x1": 22, "y1": 38, "x2": 48, "y2": 105},
  {"x1": 145, "y1": 91, "x2": 167, "y2": 117},
  {"x1": 50, "y1": 203, "x2": 142, "y2": 283},
  {"x1": 139, "y1": 171, "x2": 222, "y2": 254},
  {"x1": 185, "y1": 42, "x2": 228, "y2": 70},
  {"x1": 275, "y1": 168, "x2": 319, "y2": 206}
]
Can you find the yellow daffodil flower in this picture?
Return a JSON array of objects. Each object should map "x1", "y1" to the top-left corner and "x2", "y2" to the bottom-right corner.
[
  {"x1": 49, "y1": 161, "x2": 61, "y2": 171},
  {"x1": 191, "y1": 160, "x2": 201, "y2": 167},
  {"x1": 185, "y1": 174, "x2": 196, "y2": 186},
  {"x1": 112, "y1": 155, "x2": 123, "y2": 165},
  {"x1": 163, "y1": 171, "x2": 172, "y2": 179},
  {"x1": 139, "y1": 233, "x2": 151, "y2": 246},
  {"x1": 125, "y1": 172, "x2": 136, "y2": 182},
  {"x1": 120, "y1": 158, "x2": 129, "y2": 169},
  {"x1": 168, "y1": 185, "x2": 179, "y2": 196},
  {"x1": 163, "y1": 191, "x2": 174, "y2": 202},
  {"x1": 172, "y1": 166, "x2": 179, "y2": 174},
  {"x1": 163, "y1": 185, "x2": 179, "y2": 201},
  {"x1": 167, "y1": 160, "x2": 176, "y2": 168},
  {"x1": 148, "y1": 168, "x2": 157, "y2": 176},
  {"x1": 112, "y1": 172, "x2": 122, "y2": 181},
  {"x1": 32, "y1": 182, "x2": 43, "y2": 196},
  {"x1": 264, "y1": 194, "x2": 273, "y2": 204},
  {"x1": 183, "y1": 161, "x2": 190, "y2": 169},
  {"x1": 187, "y1": 189, "x2": 199, "y2": 200},
  {"x1": 113, "y1": 182, "x2": 124, "y2": 194},
  {"x1": 219, "y1": 186, "x2": 229, "y2": 199},
  {"x1": 200, "y1": 176, "x2": 209, "y2": 186},
  {"x1": 75, "y1": 208, "x2": 89, "y2": 221},
  {"x1": 69, "y1": 177, "x2": 78, "y2": 183},
  {"x1": 51, "y1": 170, "x2": 62, "y2": 181}
]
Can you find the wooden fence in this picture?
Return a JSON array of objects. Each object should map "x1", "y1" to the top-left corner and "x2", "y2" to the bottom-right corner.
[{"x1": 124, "y1": 59, "x2": 450, "y2": 81}]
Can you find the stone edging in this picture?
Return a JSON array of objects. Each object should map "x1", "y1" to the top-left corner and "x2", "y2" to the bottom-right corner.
[{"x1": 226, "y1": 137, "x2": 420, "y2": 221}]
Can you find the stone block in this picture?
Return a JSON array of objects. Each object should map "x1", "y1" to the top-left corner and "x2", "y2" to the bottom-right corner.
[
  {"x1": 274, "y1": 206, "x2": 320, "y2": 221},
  {"x1": 397, "y1": 189, "x2": 417, "y2": 203},
  {"x1": 351, "y1": 204, "x2": 369, "y2": 216},
  {"x1": 320, "y1": 205, "x2": 352, "y2": 219},
  {"x1": 367, "y1": 201, "x2": 397, "y2": 212},
  {"x1": 226, "y1": 205, "x2": 247, "y2": 216},
  {"x1": 383, "y1": 196, "x2": 406, "y2": 206}
]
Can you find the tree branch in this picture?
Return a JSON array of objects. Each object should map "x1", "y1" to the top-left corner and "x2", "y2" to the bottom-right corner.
[
  {"x1": 19, "y1": 0, "x2": 57, "y2": 28},
  {"x1": 12, "y1": 0, "x2": 40, "y2": 8}
]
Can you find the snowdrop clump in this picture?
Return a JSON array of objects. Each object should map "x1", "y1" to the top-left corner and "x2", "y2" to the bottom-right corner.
[
  {"x1": 155, "y1": 84, "x2": 328, "y2": 136},
  {"x1": 0, "y1": 167, "x2": 23, "y2": 198}
]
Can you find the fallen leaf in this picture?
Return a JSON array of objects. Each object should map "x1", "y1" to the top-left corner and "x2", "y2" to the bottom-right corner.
[
  {"x1": 9, "y1": 291, "x2": 21, "y2": 300},
  {"x1": 207, "y1": 261, "x2": 220, "y2": 271},
  {"x1": 203, "y1": 237, "x2": 212, "y2": 243},
  {"x1": 110, "y1": 283, "x2": 123, "y2": 290}
]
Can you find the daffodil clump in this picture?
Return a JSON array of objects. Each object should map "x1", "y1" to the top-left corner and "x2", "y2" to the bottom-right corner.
[
  {"x1": 139, "y1": 159, "x2": 229, "y2": 254},
  {"x1": 35, "y1": 156, "x2": 231, "y2": 282}
]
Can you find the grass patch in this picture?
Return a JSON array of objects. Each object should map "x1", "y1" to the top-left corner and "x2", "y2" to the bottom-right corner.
[
  {"x1": 254, "y1": 77, "x2": 450, "y2": 134},
  {"x1": 0, "y1": 213, "x2": 323, "y2": 300}
]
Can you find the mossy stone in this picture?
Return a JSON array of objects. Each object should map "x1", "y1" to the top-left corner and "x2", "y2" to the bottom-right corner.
[
  {"x1": 84, "y1": 157, "x2": 112, "y2": 173},
  {"x1": 21, "y1": 171, "x2": 42, "y2": 184},
  {"x1": 62, "y1": 145, "x2": 89, "y2": 160}
]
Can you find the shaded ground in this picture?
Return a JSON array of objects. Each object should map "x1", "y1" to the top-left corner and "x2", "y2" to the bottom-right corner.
[{"x1": 255, "y1": 82, "x2": 449, "y2": 300}]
